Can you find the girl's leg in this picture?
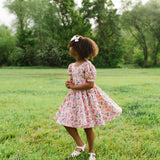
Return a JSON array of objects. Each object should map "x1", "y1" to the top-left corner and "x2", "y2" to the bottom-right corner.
[
  {"x1": 64, "y1": 126, "x2": 87, "y2": 152},
  {"x1": 84, "y1": 128, "x2": 95, "y2": 153}
]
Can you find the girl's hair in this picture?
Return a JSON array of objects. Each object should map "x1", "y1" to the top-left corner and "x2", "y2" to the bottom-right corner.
[{"x1": 67, "y1": 35, "x2": 99, "y2": 60}]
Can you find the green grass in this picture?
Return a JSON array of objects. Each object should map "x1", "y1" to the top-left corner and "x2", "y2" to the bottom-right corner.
[{"x1": 0, "y1": 68, "x2": 160, "y2": 160}]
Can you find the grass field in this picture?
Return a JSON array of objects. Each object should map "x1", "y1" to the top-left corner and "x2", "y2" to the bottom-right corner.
[{"x1": 0, "y1": 67, "x2": 160, "y2": 160}]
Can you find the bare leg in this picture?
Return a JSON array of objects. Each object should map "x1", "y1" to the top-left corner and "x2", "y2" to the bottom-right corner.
[
  {"x1": 64, "y1": 126, "x2": 84, "y2": 146},
  {"x1": 84, "y1": 128, "x2": 95, "y2": 153},
  {"x1": 64, "y1": 126, "x2": 87, "y2": 153}
]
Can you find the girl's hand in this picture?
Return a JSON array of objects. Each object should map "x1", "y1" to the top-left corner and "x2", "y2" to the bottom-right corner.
[
  {"x1": 65, "y1": 80, "x2": 75, "y2": 90},
  {"x1": 65, "y1": 80, "x2": 74, "y2": 89},
  {"x1": 67, "y1": 82, "x2": 75, "y2": 89},
  {"x1": 65, "y1": 80, "x2": 71, "y2": 88}
]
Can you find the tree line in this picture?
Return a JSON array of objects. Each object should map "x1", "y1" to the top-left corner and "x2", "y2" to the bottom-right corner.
[{"x1": 0, "y1": 0, "x2": 160, "y2": 67}]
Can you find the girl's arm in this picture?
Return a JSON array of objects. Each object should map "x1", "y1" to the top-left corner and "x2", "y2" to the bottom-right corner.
[{"x1": 67, "y1": 81, "x2": 94, "y2": 90}]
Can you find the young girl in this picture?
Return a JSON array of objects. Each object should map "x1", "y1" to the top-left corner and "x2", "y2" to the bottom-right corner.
[{"x1": 54, "y1": 35, "x2": 122, "y2": 160}]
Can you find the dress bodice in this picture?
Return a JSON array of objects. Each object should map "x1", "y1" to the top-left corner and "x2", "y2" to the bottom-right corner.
[{"x1": 68, "y1": 60, "x2": 96, "y2": 85}]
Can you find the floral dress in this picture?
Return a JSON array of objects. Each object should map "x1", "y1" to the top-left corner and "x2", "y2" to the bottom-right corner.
[{"x1": 54, "y1": 60, "x2": 122, "y2": 128}]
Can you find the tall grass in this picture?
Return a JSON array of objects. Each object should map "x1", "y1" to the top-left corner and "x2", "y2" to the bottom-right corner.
[{"x1": 0, "y1": 68, "x2": 160, "y2": 160}]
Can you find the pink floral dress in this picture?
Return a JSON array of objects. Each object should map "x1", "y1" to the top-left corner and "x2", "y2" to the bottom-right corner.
[{"x1": 54, "y1": 60, "x2": 122, "y2": 128}]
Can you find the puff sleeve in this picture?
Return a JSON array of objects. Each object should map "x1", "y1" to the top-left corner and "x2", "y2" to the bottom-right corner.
[
  {"x1": 84, "y1": 62, "x2": 96, "y2": 82},
  {"x1": 67, "y1": 63, "x2": 73, "y2": 76}
]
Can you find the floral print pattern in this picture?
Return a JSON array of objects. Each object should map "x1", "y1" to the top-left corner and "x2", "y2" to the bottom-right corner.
[{"x1": 54, "y1": 60, "x2": 122, "y2": 128}]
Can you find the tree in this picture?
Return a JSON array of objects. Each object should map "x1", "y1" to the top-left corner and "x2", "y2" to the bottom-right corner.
[
  {"x1": 5, "y1": 0, "x2": 37, "y2": 65},
  {"x1": 81, "y1": 0, "x2": 124, "y2": 67},
  {"x1": 26, "y1": 0, "x2": 62, "y2": 66},
  {"x1": 5, "y1": 0, "x2": 30, "y2": 48},
  {"x1": 52, "y1": 0, "x2": 92, "y2": 65},
  {"x1": 143, "y1": 0, "x2": 160, "y2": 65},
  {"x1": 120, "y1": 0, "x2": 160, "y2": 67},
  {"x1": 0, "y1": 25, "x2": 16, "y2": 65},
  {"x1": 121, "y1": 30, "x2": 135, "y2": 64},
  {"x1": 121, "y1": 1, "x2": 150, "y2": 67}
]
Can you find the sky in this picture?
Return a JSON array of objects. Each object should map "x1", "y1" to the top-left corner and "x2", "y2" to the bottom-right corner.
[{"x1": 0, "y1": 0, "x2": 149, "y2": 28}]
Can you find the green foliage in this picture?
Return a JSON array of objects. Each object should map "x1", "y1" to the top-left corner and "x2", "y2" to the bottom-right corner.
[
  {"x1": 2, "y1": 0, "x2": 160, "y2": 67},
  {"x1": 8, "y1": 47, "x2": 24, "y2": 66},
  {"x1": 81, "y1": 0, "x2": 124, "y2": 67},
  {"x1": 133, "y1": 48, "x2": 144, "y2": 66},
  {"x1": 144, "y1": 0, "x2": 160, "y2": 65},
  {"x1": 93, "y1": 55, "x2": 107, "y2": 68},
  {"x1": 121, "y1": 31, "x2": 135, "y2": 64},
  {"x1": 121, "y1": 3, "x2": 149, "y2": 67},
  {"x1": 121, "y1": 0, "x2": 160, "y2": 67},
  {"x1": 0, "y1": 25, "x2": 16, "y2": 65},
  {"x1": 36, "y1": 39, "x2": 64, "y2": 67},
  {"x1": 53, "y1": 0, "x2": 92, "y2": 65}
]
